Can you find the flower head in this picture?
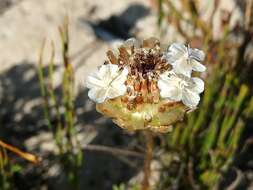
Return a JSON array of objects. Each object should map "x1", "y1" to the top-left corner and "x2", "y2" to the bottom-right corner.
[
  {"x1": 86, "y1": 38, "x2": 206, "y2": 133},
  {"x1": 164, "y1": 43, "x2": 206, "y2": 77},
  {"x1": 86, "y1": 64, "x2": 128, "y2": 103},
  {"x1": 158, "y1": 71, "x2": 204, "y2": 108}
]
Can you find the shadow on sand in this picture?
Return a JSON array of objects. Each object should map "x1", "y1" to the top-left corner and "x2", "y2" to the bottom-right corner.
[{"x1": 0, "y1": 62, "x2": 142, "y2": 190}]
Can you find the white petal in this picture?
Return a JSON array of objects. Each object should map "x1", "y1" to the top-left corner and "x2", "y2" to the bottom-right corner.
[
  {"x1": 189, "y1": 48, "x2": 205, "y2": 61},
  {"x1": 86, "y1": 73, "x2": 105, "y2": 89},
  {"x1": 111, "y1": 68, "x2": 128, "y2": 88},
  {"x1": 163, "y1": 87, "x2": 182, "y2": 101},
  {"x1": 191, "y1": 77, "x2": 205, "y2": 93},
  {"x1": 103, "y1": 64, "x2": 120, "y2": 81},
  {"x1": 86, "y1": 64, "x2": 128, "y2": 103},
  {"x1": 106, "y1": 87, "x2": 120, "y2": 99},
  {"x1": 157, "y1": 78, "x2": 169, "y2": 89},
  {"x1": 158, "y1": 79, "x2": 182, "y2": 101},
  {"x1": 182, "y1": 89, "x2": 200, "y2": 108},
  {"x1": 166, "y1": 43, "x2": 187, "y2": 63},
  {"x1": 191, "y1": 59, "x2": 206, "y2": 72},
  {"x1": 159, "y1": 71, "x2": 171, "y2": 80},
  {"x1": 168, "y1": 43, "x2": 187, "y2": 54},
  {"x1": 166, "y1": 44, "x2": 206, "y2": 75},
  {"x1": 97, "y1": 64, "x2": 109, "y2": 78},
  {"x1": 165, "y1": 52, "x2": 179, "y2": 64},
  {"x1": 107, "y1": 85, "x2": 126, "y2": 99},
  {"x1": 117, "y1": 85, "x2": 127, "y2": 96},
  {"x1": 172, "y1": 59, "x2": 192, "y2": 77},
  {"x1": 157, "y1": 72, "x2": 177, "y2": 88},
  {"x1": 88, "y1": 88, "x2": 107, "y2": 103}
]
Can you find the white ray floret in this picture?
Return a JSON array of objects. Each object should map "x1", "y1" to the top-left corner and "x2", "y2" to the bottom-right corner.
[
  {"x1": 86, "y1": 64, "x2": 128, "y2": 103},
  {"x1": 158, "y1": 71, "x2": 205, "y2": 108},
  {"x1": 164, "y1": 43, "x2": 206, "y2": 77}
]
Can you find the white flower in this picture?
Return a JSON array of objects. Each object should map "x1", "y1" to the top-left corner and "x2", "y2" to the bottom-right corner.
[
  {"x1": 86, "y1": 64, "x2": 128, "y2": 103},
  {"x1": 165, "y1": 43, "x2": 206, "y2": 77},
  {"x1": 158, "y1": 71, "x2": 204, "y2": 108}
]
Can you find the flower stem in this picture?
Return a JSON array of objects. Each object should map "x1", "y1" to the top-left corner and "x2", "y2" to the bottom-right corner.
[{"x1": 141, "y1": 131, "x2": 153, "y2": 190}]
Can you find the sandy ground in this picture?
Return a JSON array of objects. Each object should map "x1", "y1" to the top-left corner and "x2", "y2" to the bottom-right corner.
[{"x1": 0, "y1": 0, "x2": 153, "y2": 75}]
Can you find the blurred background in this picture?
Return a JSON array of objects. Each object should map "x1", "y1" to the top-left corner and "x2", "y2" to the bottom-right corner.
[{"x1": 0, "y1": 0, "x2": 252, "y2": 189}]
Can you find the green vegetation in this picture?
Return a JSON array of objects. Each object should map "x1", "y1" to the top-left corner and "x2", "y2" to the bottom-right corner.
[
  {"x1": 156, "y1": 0, "x2": 253, "y2": 188},
  {"x1": 38, "y1": 18, "x2": 83, "y2": 188}
]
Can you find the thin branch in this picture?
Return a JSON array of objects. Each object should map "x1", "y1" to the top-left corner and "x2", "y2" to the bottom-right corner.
[
  {"x1": 187, "y1": 157, "x2": 200, "y2": 190},
  {"x1": 117, "y1": 156, "x2": 140, "y2": 169},
  {"x1": 0, "y1": 140, "x2": 39, "y2": 164},
  {"x1": 82, "y1": 144, "x2": 144, "y2": 158},
  {"x1": 172, "y1": 163, "x2": 185, "y2": 190},
  {"x1": 227, "y1": 168, "x2": 244, "y2": 190}
]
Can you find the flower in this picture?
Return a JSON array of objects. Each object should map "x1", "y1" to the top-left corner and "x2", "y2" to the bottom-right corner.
[
  {"x1": 164, "y1": 43, "x2": 206, "y2": 77},
  {"x1": 158, "y1": 71, "x2": 204, "y2": 108},
  {"x1": 86, "y1": 64, "x2": 128, "y2": 103},
  {"x1": 85, "y1": 38, "x2": 206, "y2": 133}
]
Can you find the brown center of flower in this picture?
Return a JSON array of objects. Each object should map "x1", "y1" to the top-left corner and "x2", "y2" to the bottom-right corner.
[
  {"x1": 131, "y1": 49, "x2": 169, "y2": 78},
  {"x1": 106, "y1": 38, "x2": 171, "y2": 108}
]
